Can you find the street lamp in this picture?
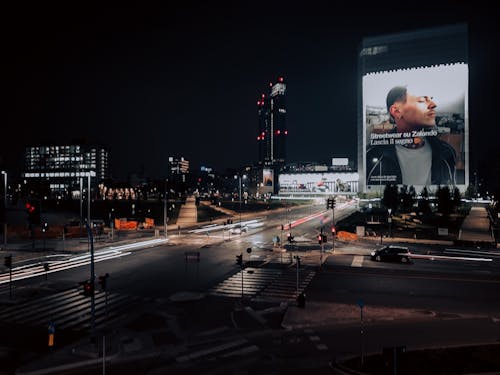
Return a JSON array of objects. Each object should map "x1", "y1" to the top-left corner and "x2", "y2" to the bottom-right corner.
[
  {"x1": 1, "y1": 171, "x2": 7, "y2": 247},
  {"x1": 372, "y1": 157, "x2": 382, "y2": 196},
  {"x1": 234, "y1": 174, "x2": 247, "y2": 229},
  {"x1": 164, "y1": 179, "x2": 168, "y2": 239},
  {"x1": 388, "y1": 208, "x2": 392, "y2": 238}
]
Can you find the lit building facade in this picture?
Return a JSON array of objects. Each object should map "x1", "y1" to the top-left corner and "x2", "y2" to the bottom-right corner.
[
  {"x1": 22, "y1": 144, "x2": 109, "y2": 197},
  {"x1": 257, "y1": 77, "x2": 287, "y2": 167},
  {"x1": 168, "y1": 156, "x2": 189, "y2": 183}
]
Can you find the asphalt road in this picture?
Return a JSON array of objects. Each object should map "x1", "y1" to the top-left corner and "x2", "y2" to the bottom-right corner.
[{"x1": 2, "y1": 201, "x2": 500, "y2": 374}]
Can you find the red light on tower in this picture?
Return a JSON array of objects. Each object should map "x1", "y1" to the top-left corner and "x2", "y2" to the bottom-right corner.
[
  {"x1": 284, "y1": 130, "x2": 288, "y2": 135},
  {"x1": 276, "y1": 130, "x2": 281, "y2": 135},
  {"x1": 25, "y1": 202, "x2": 35, "y2": 213},
  {"x1": 278, "y1": 76, "x2": 284, "y2": 82}
]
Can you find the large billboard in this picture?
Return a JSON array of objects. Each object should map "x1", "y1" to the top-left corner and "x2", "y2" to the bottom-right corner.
[
  {"x1": 363, "y1": 63, "x2": 468, "y2": 191},
  {"x1": 262, "y1": 168, "x2": 274, "y2": 194},
  {"x1": 279, "y1": 172, "x2": 359, "y2": 194}
]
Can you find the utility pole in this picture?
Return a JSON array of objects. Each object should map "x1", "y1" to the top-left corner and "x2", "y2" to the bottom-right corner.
[
  {"x1": 79, "y1": 177, "x2": 83, "y2": 232},
  {"x1": 294, "y1": 255, "x2": 300, "y2": 293},
  {"x1": 239, "y1": 175, "x2": 242, "y2": 227},
  {"x1": 1, "y1": 171, "x2": 7, "y2": 247},
  {"x1": 327, "y1": 197, "x2": 336, "y2": 253},
  {"x1": 164, "y1": 179, "x2": 168, "y2": 239},
  {"x1": 87, "y1": 173, "x2": 91, "y2": 226},
  {"x1": 85, "y1": 222, "x2": 96, "y2": 342},
  {"x1": 236, "y1": 253, "x2": 243, "y2": 299}
]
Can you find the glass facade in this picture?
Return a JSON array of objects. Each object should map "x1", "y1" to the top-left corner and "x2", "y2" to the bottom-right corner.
[{"x1": 22, "y1": 144, "x2": 109, "y2": 196}]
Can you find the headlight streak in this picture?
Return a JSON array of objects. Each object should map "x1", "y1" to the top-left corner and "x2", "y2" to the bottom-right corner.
[{"x1": 0, "y1": 238, "x2": 167, "y2": 284}]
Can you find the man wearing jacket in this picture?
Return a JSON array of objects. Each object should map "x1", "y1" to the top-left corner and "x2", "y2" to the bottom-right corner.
[{"x1": 367, "y1": 86, "x2": 456, "y2": 187}]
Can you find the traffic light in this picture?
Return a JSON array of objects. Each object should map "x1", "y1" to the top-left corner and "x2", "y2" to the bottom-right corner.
[
  {"x1": 4, "y1": 255, "x2": 12, "y2": 268},
  {"x1": 82, "y1": 280, "x2": 94, "y2": 297},
  {"x1": 236, "y1": 254, "x2": 243, "y2": 266},
  {"x1": 322, "y1": 234, "x2": 327, "y2": 243},
  {"x1": 331, "y1": 226, "x2": 336, "y2": 236},
  {"x1": 41, "y1": 221, "x2": 49, "y2": 233},
  {"x1": 287, "y1": 233, "x2": 294, "y2": 243},
  {"x1": 26, "y1": 200, "x2": 41, "y2": 225},
  {"x1": 98, "y1": 273, "x2": 110, "y2": 290},
  {"x1": 326, "y1": 197, "x2": 336, "y2": 210},
  {"x1": 317, "y1": 234, "x2": 322, "y2": 244}
]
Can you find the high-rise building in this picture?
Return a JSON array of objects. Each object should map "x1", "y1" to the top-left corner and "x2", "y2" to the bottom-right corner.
[
  {"x1": 257, "y1": 77, "x2": 287, "y2": 167},
  {"x1": 22, "y1": 144, "x2": 109, "y2": 197},
  {"x1": 168, "y1": 156, "x2": 189, "y2": 183}
]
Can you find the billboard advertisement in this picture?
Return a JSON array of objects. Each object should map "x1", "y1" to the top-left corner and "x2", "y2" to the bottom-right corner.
[
  {"x1": 363, "y1": 63, "x2": 468, "y2": 191},
  {"x1": 279, "y1": 172, "x2": 359, "y2": 194},
  {"x1": 262, "y1": 169, "x2": 274, "y2": 194}
]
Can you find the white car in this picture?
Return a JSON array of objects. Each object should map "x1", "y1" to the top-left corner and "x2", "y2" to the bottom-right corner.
[{"x1": 229, "y1": 225, "x2": 248, "y2": 234}]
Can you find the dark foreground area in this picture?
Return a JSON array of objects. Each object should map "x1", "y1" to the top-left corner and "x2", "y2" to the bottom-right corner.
[{"x1": 338, "y1": 343, "x2": 500, "y2": 374}]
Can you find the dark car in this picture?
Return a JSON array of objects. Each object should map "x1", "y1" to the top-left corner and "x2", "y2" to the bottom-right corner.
[{"x1": 370, "y1": 245, "x2": 412, "y2": 263}]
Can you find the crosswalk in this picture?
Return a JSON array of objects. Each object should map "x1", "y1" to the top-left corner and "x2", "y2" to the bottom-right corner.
[
  {"x1": 0, "y1": 287, "x2": 138, "y2": 331},
  {"x1": 0, "y1": 248, "x2": 131, "y2": 285},
  {"x1": 208, "y1": 266, "x2": 316, "y2": 301}
]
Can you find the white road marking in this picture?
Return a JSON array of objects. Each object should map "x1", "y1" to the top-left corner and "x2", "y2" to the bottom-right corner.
[{"x1": 351, "y1": 255, "x2": 364, "y2": 267}]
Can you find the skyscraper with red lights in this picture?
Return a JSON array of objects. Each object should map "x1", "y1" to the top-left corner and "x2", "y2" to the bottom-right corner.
[{"x1": 257, "y1": 77, "x2": 287, "y2": 167}]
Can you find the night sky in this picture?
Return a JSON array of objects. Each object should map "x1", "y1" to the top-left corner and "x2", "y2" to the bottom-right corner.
[{"x1": 2, "y1": 3, "x2": 499, "y2": 186}]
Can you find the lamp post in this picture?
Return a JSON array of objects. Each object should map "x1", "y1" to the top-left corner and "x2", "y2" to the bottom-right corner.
[
  {"x1": 80, "y1": 177, "x2": 83, "y2": 232},
  {"x1": 372, "y1": 157, "x2": 382, "y2": 196},
  {"x1": 388, "y1": 208, "x2": 392, "y2": 238},
  {"x1": 164, "y1": 179, "x2": 168, "y2": 239},
  {"x1": 87, "y1": 173, "x2": 91, "y2": 226},
  {"x1": 235, "y1": 174, "x2": 247, "y2": 229},
  {"x1": 1, "y1": 171, "x2": 7, "y2": 247},
  {"x1": 238, "y1": 175, "x2": 242, "y2": 226}
]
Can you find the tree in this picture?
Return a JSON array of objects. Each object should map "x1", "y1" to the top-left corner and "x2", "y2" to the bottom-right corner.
[
  {"x1": 382, "y1": 184, "x2": 399, "y2": 212},
  {"x1": 452, "y1": 187, "x2": 462, "y2": 212},
  {"x1": 418, "y1": 186, "x2": 431, "y2": 214},
  {"x1": 399, "y1": 185, "x2": 415, "y2": 213},
  {"x1": 464, "y1": 184, "x2": 477, "y2": 200},
  {"x1": 436, "y1": 186, "x2": 452, "y2": 216}
]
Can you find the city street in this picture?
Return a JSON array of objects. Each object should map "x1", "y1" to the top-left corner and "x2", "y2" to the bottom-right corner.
[{"x1": 1, "y1": 202, "x2": 500, "y2": 374}]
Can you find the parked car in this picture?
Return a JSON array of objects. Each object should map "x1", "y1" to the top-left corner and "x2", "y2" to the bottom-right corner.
[{"x1": 370, "y1": 245, "x2": 412, "y2": 263}]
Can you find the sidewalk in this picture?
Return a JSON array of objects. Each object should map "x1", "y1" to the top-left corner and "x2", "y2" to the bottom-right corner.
[{"x1": 459, "y1": 206, "x2": 495, "y2": 243}]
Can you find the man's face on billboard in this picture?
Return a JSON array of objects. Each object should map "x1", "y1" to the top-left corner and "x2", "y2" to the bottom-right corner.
[{"x1": 391, "y1": 91, "x2": 437, "y2": 130}]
